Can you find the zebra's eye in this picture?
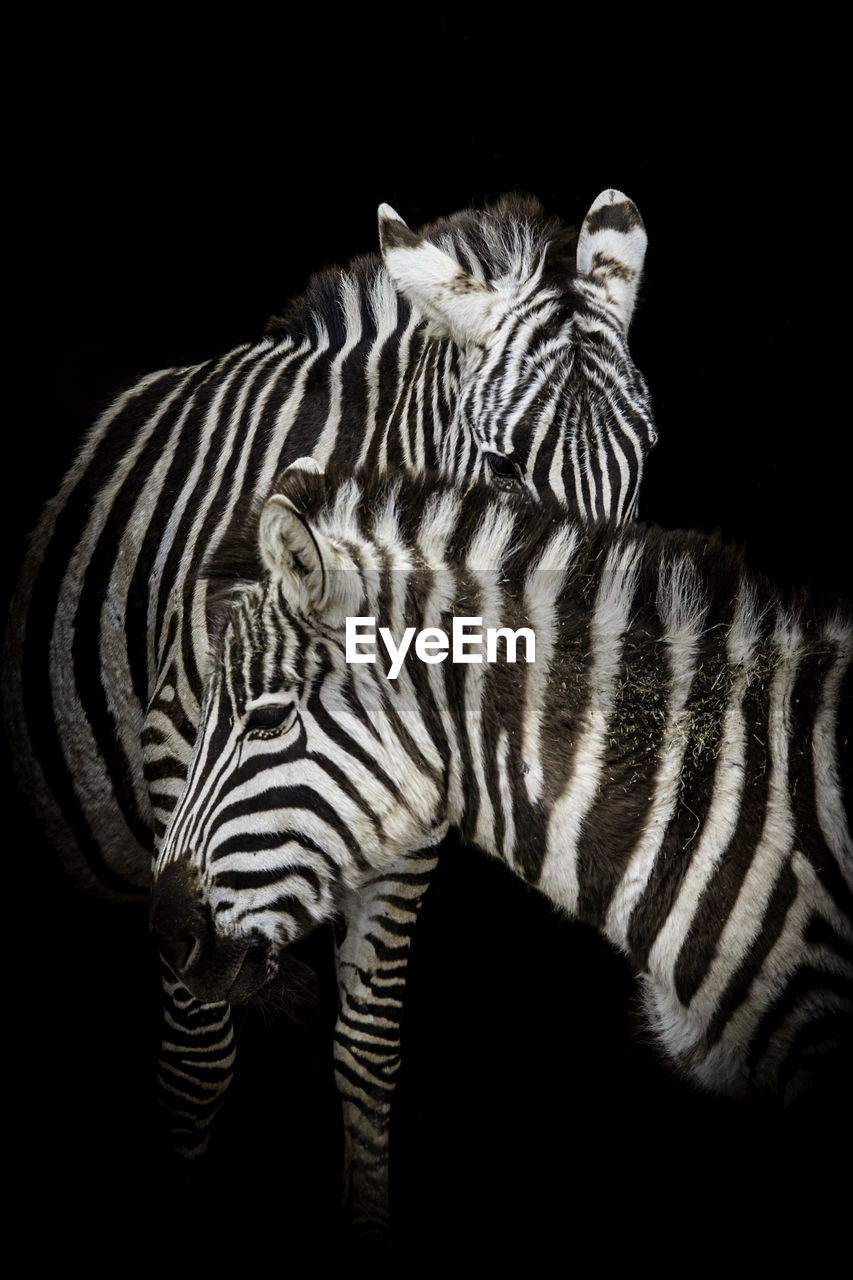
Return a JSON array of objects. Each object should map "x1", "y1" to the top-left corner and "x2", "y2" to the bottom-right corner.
[
  {"x1": 484, "y1": 451, "x2": 519, "y2": 484},
  {"x1": 245, "y1": 703, "x2": 295, "y2": 735}
]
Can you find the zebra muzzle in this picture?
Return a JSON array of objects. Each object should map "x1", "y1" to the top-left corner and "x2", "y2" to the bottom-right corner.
[{"x1": 151, "y1": 861, "x2": 271, "y2": 1003}]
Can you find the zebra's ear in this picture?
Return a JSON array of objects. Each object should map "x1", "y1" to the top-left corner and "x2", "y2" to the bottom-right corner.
[
  {"x1": 286, "y1": 456, "x2": 322, "y2": 475},
  {"x1": 378, "y1": 203, "x2": 498, "y2": 347},
  {"x1": 259, "y1": 486, "x2": 360, "y2": 626},
  {"x1": 576, "y1": 190, "x2": 647, "y2": 330},
  {"x1": 259, "y1": 494, "x2": 328, "y2": 611}
]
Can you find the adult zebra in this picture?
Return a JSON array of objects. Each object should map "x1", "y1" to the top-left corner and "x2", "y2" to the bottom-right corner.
[
  {"x1": 3, "y1": 190, "x2": 655, "y2": 1230},
  {"x1": 152, "y1": 461, "x2": 852, "y2": 1150}
]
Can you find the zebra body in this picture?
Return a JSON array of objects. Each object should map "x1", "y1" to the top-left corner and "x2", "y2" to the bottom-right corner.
[
  {"x1": 4, "y1": 191, "x2": 655, "y2": 1227},
  {"x1": 153, "y1": 463, "x2": 852, "y2": 1113}
]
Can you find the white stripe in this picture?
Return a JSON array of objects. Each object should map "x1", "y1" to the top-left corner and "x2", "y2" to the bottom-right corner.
[
  {"x1": 813, "y1": 617, "x2": 853, "y2": 882},
  {"x1": 416, "y1": 496, "x2": 465, "y2": 817},
  {"x1": 378, "y1": 305, "x2": 421, "y2": 474},
  {"x1": 519, "y1": 524, "x2": 579, "y2": 803},
  {"x1": 683, "y1": 613, "x2": 801, "y2": 1050},
  {"x1": 604, "y1": 555, "x2": 708, "y2": 946},
  {"x1": 356, "y1": 270, "x2": 401, "y2": 468},
  {"x1": 312, "y1": 276, "x2": 364, "y2": 465},
  {"x1": 645, "y1": 579, "x2": 761, "y2": 982},
  {"x1": 148, "y1": 346, "x2": 275, "y2": 682},
  {"x1": 48, "y1": 369, "x2": 206, "y2": 883},
  {"x1": 496, "y1": 728, "x2": 518, "y2": 867},
  {"x1": 539, "y1": 538, "x2": 642, "y2": 910},
  {"x1": 691, "y1": 854, "x2": 812, "y2": 1096}
]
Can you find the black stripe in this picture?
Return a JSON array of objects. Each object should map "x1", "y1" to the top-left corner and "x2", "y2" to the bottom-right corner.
[
  {"x1": 583, "y1": 198, "x2": 644, "y2": 237},
  {"x1": 150, "y1": 349, "x2": 258, "y2": 696},
  {"x1": 703, "y1": 855, "x2": 799, "y2": 1050},
  {"x1": 787, "y1": 645, "x2": 846, "y2": 878},
  {"x1": 215, "y1": 784, "x2": 368, "y2": 870},
  {"x1": 804, "y1": 913, "x2": 853, "y2": 967},
  {"x1": 575, "y1": 591, "x2": 670, "y2": 925},
  {"x1": 747, "y1": 958, "x2": 853, "y2": 1085},
  {"x1": 241, "y1": 892, "x2": 315, "y2": 934},
  {"x1": 627, "y1": 617, "x2": 734, "y2": 965},
  {"x1": 20, "y1": 368, "x2": 189, "y2": 894},
  {"x1": 673, "y1": 639, "x2": 776, "y2": 1005},
  {"x1": 213, "y1": 862, "x2": 323, "y2": 896}
]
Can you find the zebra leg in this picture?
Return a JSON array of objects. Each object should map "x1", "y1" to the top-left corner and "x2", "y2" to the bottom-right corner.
[
  {"x1": 156, "y1": 958, "x2": 236, "y2": 1158},
  {"x1": 333, "y1": 850, "x2": 438, "y2": 1236}
]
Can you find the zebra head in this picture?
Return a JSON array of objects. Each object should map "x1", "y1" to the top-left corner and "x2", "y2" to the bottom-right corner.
[
  {"x1": 379, "y1": 190, "x2": 654, "y2": 521},
  {"x1": 151, "y1": 462, "x2": 447, "y2": 1003}
]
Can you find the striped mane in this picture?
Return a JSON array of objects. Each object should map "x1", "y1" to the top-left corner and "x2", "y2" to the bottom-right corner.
[
  {"x1": 264, "y1": 193, "x2": 580, "y2": 345},
  {"x1": 206, "y1": 462, "x2": 796, "y2": 619}
]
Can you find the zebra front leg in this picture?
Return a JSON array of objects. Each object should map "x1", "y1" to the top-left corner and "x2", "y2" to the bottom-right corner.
[
  {"x1": 334, "y1": 849, "x2": 439, "y2": 1237},
  {"x1": 157, "y1": 958, "x2": 236, "y2": 1158}
]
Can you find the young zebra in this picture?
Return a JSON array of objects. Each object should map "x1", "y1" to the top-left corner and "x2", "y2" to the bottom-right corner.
[
  {"x1": 153, "y1": 462, "x2": 851, "y2": 1160},
  {"x1": 3, "y1": 191, "x2": 655, "y2": 1227}
]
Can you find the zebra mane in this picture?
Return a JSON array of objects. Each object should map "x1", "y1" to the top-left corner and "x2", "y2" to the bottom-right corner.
[
  {"x1": 264, "y1": 193, "x2": 580, "y2": 344},
  {"x1": 202, "y1": 464, "x2": 849, "y2": 651}
]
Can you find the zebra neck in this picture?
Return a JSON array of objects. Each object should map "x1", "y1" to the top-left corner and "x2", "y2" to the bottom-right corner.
[{"x1": 267, "y1": 267, "x2": 464, "y2": 476}]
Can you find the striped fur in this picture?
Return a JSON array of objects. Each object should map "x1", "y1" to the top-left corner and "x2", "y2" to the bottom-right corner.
[
  {"x1": 153, "y1": 465, "x2": 852, "y2": 1146},
  {"x1": 3, "y1": 190, "x2": 655, "y2": 1230}
]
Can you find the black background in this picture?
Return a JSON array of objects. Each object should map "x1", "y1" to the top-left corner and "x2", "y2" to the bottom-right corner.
[{"x1": 8, "y1": 16, "x2": 850, "y2": 1269}]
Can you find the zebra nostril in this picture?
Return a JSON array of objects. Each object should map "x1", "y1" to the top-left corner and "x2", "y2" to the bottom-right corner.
[
  {"x1": 159, "y1": 930, "x2": 201, "y2": 976},
  {"x1": 150, "y1": 861, "x2": 209, "y2": 978}
]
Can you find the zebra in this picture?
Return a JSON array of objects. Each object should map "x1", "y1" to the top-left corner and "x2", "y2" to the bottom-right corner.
[
  {"x1": 152, "y1": 461, "x2": 852, "y2": 1182},
  {"x1": 3, "y1": 189, "x2": 656, "y2": 1231}
]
